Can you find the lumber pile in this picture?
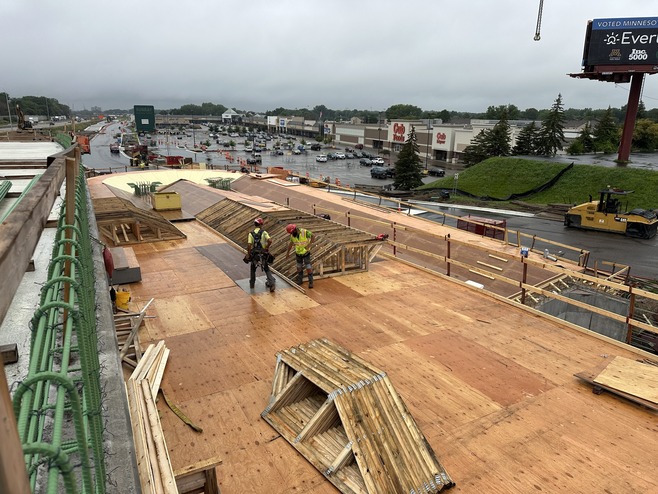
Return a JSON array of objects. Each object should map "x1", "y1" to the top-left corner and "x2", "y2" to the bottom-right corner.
[
  {"x1": 126, "y1": 341, "x2": 177, "y2": 493},
  {"x1": 262, "y1": 338, "x2": 454, "y2": 494}
]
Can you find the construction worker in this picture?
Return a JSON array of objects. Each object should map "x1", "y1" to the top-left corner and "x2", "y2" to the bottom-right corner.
[
  {"x1": 285, "y1": 224, "x2": 314, "y2": 288},
  {"x1": 247, "y1": 218, "x2": 275, "y2": 292}
]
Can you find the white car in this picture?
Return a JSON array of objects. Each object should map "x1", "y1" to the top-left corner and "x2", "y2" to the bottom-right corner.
[
  {"x1": 334, "y1": 152, "x2": 346, "y2": 159},
  {"x1": 316, "y1": 154, "x2": 328, "y2": 162},
  {"x1": 371, "y1": 157, "x2": 385, "y2": 165}
]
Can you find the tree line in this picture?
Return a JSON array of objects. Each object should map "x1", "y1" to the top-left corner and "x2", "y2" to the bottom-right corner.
[
  {"x1": 0, "y1": 94, "x2": 71, "y2": 121},
  {"x1": 460, "y1": 95, "x2": 658, "y2": 165}
]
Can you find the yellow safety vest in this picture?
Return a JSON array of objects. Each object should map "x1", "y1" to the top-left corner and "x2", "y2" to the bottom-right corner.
[{"x1": 291, "y1": 228, "x2": 312, "y2": 255}]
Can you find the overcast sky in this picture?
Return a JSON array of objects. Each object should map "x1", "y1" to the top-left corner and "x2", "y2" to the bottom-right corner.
[{"x1": 4, "y1": 1, "x2": 658, "y2": 113}]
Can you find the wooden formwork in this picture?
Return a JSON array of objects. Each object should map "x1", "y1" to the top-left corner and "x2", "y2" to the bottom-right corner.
[
  {"x1": 197, "y1": 198, "x2": 383, "y2": 280},
  {"x1": 262, "y1": 339, "x2": 454, "y2": 494},
  {"x1": 93, "y1": 197, "x2": 187, "y2": 245}
]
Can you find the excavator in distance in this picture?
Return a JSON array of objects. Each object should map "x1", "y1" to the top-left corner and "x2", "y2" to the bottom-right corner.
[
  {"x1": 564, "y1": 188, "x2": 658, "y2": 239},
  {"x1": 15, "y1": 103, "x2": 33, "y2": 130}
]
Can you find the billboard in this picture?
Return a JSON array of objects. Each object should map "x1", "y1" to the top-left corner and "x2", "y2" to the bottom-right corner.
[
  {"x1": 134, "y1": 105, "x2": 155, "y2": 132},
  {"x1": 583, "y1": 17, "x2": 658, "y2": 67}
]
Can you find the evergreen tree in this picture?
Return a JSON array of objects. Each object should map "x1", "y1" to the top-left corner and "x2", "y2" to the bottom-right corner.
[
  {"x1": 393, "y1": 126, "x2": 424, "y2": 190},
  {"x1": 536, "y1": 94, "x2": 566, "y2": 156},
  {"x1": 512, "y1": 121, "x2": 539, "y2": 155},
  {"x1": 566, "y1": 123, "x2": 595, "y2": 155},
  {"x1": 485, "y1": 109, "x2": 511, "y2": 157},
  {"x1": 460, "y1": 111, "x2": 511, "y2": 165},
  {"x1": 461, "y1": 130, "x2": 490, "y2": 166},
  {"x1": 592, "y1": 107, "x2": 619, "y2": 154}
]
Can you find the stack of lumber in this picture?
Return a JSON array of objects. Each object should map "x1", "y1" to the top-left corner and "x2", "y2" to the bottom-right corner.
[
  {"x1": 262, "y1": 338, "x2": 454, "y2": 494},
  {"x1": 126, "y1": 341, "x2": 177, "y2": 494}
]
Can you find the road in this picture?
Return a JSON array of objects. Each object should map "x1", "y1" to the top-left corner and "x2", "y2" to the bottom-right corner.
[{"x1": 85, "y1": 122, "x2": 658, "y2": 280}]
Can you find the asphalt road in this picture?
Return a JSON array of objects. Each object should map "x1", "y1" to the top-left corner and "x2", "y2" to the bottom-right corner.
[{"x1": 85, "y1": 122, "x2": 658, "y2": 280}]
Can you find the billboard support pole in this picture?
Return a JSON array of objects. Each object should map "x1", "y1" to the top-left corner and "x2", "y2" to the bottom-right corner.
[{"x1": 617, "y1": 73, "x2": 644, "y2": 163}]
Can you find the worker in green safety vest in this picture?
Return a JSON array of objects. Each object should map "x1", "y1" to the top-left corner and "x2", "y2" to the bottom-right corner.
[{"x1": 285, "y1": 224, "x2": 314, "y2": 288}]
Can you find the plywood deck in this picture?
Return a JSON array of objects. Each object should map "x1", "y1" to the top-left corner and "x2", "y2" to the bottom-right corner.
[{"x1": 114, "y1": 218, "x2": 658, "y2": 494}]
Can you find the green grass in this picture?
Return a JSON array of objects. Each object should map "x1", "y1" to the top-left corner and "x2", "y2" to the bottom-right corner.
[{"x1": 420, "y1": 157, "x2": 658, "y2": 210}]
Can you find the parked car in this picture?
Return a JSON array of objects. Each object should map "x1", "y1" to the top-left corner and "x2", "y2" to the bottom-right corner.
[
  {"x1": 310, "y1": 143, "x2": 322, "y2": 151},
  {"x1": 359, "y1": 158, "x2": 373, "y2": 166},
  {"x1": 316, "y1": 154, "x2": 328, "y2": 162},
  {"x1": 370, "y1": 166, "x2": 390, "y2": 179},
  {"x1": 355, "y1": 143, "x2": 364, "y2": 149},
  {"x1": 371, "y1": 157, "x2": 385, "y2": 165},
  {"x1": 427, "y1": 167, "x2": 446, "y2": 177},
  {"x1": 334, "y1": 152, "x2": 346, "y2": 159}
]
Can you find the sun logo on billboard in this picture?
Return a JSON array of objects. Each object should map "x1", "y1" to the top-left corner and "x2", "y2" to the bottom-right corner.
[{"x1": 604, "y1": 32, "x2": 619, "y2": 45}]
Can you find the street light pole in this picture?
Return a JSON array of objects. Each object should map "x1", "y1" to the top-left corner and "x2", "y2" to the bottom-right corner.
[
  {"x1": 377, "y1": 126, "x2": 381, "y2": 156},
  {"x1": 5, "y1": 92, "x2": 11, "y2": 127},
  {"x1": 425, "y1": 122, "x2": 432, "y2": 170}
]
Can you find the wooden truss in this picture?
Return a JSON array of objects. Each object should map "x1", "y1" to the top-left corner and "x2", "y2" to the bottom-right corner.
[
  {"x1": 262, "y1": 339, "x2": 454, "y2": 494},
  {"x1": 197, "y1": 199, "x2": 383, "y2": 280},
  {"x1": 93, "y1": 197, "x2": 186, "y2": 246}
]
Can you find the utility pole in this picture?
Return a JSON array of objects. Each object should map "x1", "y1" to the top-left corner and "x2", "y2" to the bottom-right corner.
[
  {"x1": 425, "y1": 122, "x2": 432, "y2": 170},
  {"x1": 5, "y1": 93, "x2": 12, "y2": 127}
]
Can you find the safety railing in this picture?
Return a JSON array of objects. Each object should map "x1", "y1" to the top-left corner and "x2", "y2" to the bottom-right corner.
[{"x1": 12, "y1": 160, "x2": 106, "y2": 493}]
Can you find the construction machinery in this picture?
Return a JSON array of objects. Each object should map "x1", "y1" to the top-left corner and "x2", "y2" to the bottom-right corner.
[
  {"x1": 564, "y1": 188, "x2": 658, "y2": 239},
  {"x1": 15, "y1": 104, "x2": 33, "y2": 130}
]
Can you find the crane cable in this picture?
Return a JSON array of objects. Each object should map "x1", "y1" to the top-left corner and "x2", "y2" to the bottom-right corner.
[{"x1": 534, "y1": 0, "x2": 544, "y2": 41}]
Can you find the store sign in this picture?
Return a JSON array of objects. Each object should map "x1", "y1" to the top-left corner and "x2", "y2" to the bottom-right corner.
[
  {"x1": 279, "y1": 118, "x2": 286, "y2": 127},
  {"x1": 584, "y1": 17, "x2": 658, "y2": 66},
  {"x1": 393, "y1": 123, "x2": 406, "y2": 143},
  {"x1": 436, "y1": 132, "x2": 447, "y2": 145}
]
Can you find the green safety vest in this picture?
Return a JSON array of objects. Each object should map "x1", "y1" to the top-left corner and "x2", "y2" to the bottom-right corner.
[{"x1": 291, "y1": 228, "x2": 312, "y2": 255}]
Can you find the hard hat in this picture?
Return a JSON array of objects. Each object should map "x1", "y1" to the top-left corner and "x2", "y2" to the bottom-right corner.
[
  {"x1": 254, "y1": 217, "x2": 264, "y2": 226},
  {"x1": 286, "y1": 224, "x2": 297, "y2": 234}
]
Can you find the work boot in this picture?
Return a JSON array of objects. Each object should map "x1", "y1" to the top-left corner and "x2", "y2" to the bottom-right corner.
[
  {"x1": 296, "y1": 272, "x2": 304, "y2": 285},
  {"x1": 308, "y1": 273, "x2": 314, "y2": 289},
  {"x1": 269, "y1": 282, "x2": 275, "y2": 293}
]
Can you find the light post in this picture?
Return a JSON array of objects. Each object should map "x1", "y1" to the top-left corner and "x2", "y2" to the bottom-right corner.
[
  {"x1": 5, "y1": 92, "x2": 11, "y2": 127},
  {"x1": 377, "y1": 126, "x2": 381, "y2": 155},
  {"x1": 425, "y1": 122, "x2": 432, "y2": 170}
]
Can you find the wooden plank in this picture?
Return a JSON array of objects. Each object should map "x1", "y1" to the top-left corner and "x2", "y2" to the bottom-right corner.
[
  {"x1": 593, "y1": 356, "x2": 658, "y2": 405},
  {"x1": 140, "y1": 379, "x2": 178, "y2": 494},
  {"x1": 0, "y1": 343, "x2": 18, "y2": 364},
  {"x1": 150, "y1": 347, "x2": 170, "y2": 398},
  {"x1": 126, "y1": 380, "x2": 157, "y2": 493},
  {"x1": 0, "y1": 359, "x2": 30, "y2": 494},
  {"x1": 120, "y1": 298, "x2": 154, "y2": 361}
]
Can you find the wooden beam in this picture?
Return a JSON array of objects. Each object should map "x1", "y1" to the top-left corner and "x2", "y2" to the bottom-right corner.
[{"x1": 0, "y1": 359, "x2": 30, "y2": 494}]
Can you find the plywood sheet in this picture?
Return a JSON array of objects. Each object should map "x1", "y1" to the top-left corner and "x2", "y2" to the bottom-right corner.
[{"x1": 593, "y1": 356, "x2": 658, "y2": 405}]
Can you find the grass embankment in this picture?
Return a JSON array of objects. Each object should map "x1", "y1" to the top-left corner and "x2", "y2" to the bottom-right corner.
[{"x1": 419, "y1": 157, "x2": 658, "y2": 210}]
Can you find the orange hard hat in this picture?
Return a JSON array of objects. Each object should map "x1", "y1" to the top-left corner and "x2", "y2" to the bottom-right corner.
[
  {"x1": 254, "y1": 218, "x2": 264, "y2": 226},
  {"x1": 286, "y1": 224, "x2": 297, "y2": 234}
]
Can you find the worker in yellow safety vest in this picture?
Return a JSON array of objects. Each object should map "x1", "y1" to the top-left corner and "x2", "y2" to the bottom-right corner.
[{"x1": 285, "y1": 224, "x2": 314, "y2": 288}]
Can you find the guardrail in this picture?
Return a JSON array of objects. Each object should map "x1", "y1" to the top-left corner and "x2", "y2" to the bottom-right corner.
[{"x1": 278, "y1": 187, "x2": 658, "y2": 355}]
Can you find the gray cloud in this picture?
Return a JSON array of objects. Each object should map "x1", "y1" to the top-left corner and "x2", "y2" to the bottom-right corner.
[{"x1": 3, "y1": 0, "x2": 657, "y2": 112}]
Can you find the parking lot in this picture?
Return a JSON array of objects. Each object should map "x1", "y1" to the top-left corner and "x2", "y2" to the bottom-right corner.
[{"x1": 147, "y1": 127, "x2": 444, "y2": 188}]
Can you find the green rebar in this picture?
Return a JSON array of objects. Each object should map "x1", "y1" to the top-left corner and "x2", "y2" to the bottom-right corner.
[{"x1": 13, "y1": 164, "x2": 107, "y2": 493}]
